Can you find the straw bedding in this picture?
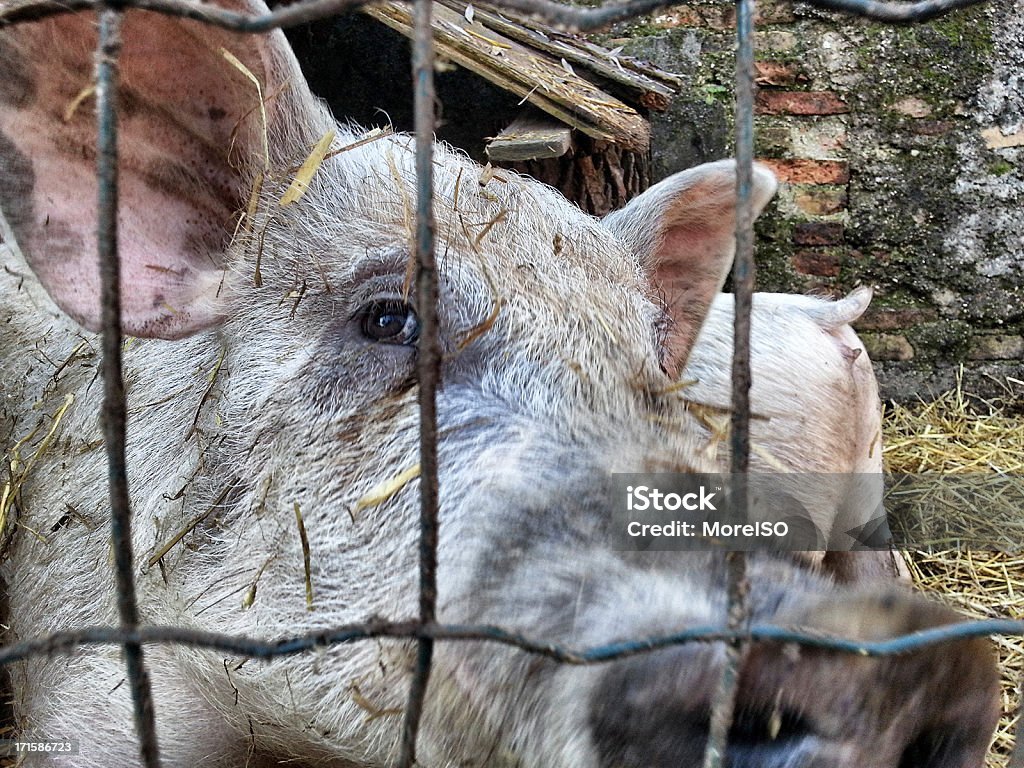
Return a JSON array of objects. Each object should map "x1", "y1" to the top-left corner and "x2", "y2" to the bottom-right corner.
[{"x1": 883, "y1": 372, "x2": 1024, "y2": 766}]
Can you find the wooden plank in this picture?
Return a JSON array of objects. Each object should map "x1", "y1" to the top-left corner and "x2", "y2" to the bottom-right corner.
[
  {"x1": 441, "y1": 0, "x2": 678, "y2": 111},
  {"x1": 361, "y1": 1, "x2": 650, "y2": 152},
  {"x1": 486, "y1": 111, "x2": 573, "y2": 161},
  {"x1": 556, "y1": 36, "x2": 683, "y2": 92},
  {"x1": 457, "y1": 1, "x2": 683, "y2": 90}
]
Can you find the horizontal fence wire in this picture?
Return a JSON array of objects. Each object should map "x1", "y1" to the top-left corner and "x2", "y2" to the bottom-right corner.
[
  {"x1": 0, "y1": 0, "x2": 1008, "y2": 766},
  {"x1": 0, "y1": 0, "x2": 993, "y2": 30},
  {"x1": 1, "y1": 619, "x2": 1023, "y2": 669}
]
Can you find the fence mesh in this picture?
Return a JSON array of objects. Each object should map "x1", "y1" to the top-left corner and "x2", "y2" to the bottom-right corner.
[{"x1": 0, "y1": 0, "x2": 1014, "y2": 766}]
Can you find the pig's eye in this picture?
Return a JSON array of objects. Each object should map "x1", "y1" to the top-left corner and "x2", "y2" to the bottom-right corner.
[{"x1": 360, "y1": 299, "x2": 420, "y2": 345}]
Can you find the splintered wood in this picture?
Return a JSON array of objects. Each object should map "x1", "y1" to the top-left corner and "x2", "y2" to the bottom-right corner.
[{"x1": 362, "y1": 0, "x2": 653, "y2": 152}]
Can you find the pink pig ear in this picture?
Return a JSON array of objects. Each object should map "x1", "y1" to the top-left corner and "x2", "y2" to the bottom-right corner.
[
  {"x1": 0, "y1": 1, "x2": 327, "y2": 338},
  {"x1": 602, "y1": 160, "x2": 777, "y2": 378}
]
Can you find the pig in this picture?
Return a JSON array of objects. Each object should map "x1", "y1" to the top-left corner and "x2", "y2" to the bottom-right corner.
[
  {"x1": 0, "y1": 2, "x2": 997, "y2": 767},
  {"x1": 677, "y1": 289, "x2": 904, "y2": 580},
  {"x1": 610, "y1": 180, "x2": 897, "y2": 577}
]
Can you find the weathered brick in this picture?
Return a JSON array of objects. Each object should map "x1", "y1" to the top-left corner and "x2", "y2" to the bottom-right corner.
[
  {"x1": 982, "y1": 127, "x2": 1024, "y2": 149},
  {"x1": 792, "y1": 185, "x2": 847, "y2": 216},
  {"x1": 891, "y1": 97, "x2": 932, "y2": 118},
  {"x1": 755, "y1": 31, "x2": 798, "y2": 53},
  {"x1": 754, "y1": 0, "x2": 798, "y2": 24},
  {"x1": 651, "y1": 5, "x2": 736, "y2": 29},
  {"x1": 696, "y1": 6, "x2": 735, "y2": 29},
  {"x1": 790, "y1": 119, "x2": 848, "y2": 159},
  {"x1": 754, "y1": 62, "x2": 808, "y2": 87},
  {"x1": 756, "y1": 91, "x2": 850, "y2": 116},
  {"x1": 755, "y1": 125, "x2": 792, "y2": 156},
  {"x1": 757, "y1": 159, "x2": 850, "y2": 184},
  {"x1": 861, "y1": 334, "x2": 914, "y2": 362},
  {"x1": 651, "y1": 7, "x2": 703, "y2": 28},
  {"x1": 793, "y1": 222, "x2": 844, "y2": 246},
  {"x1": 854, "y1": 307, "x2": 938, "y2": 332},
  {"x1": 652, "y1": 3, "x2": 795, "y2": 29},
  {"x1": 848, "y1": 249, "x2": 892, "y2": 266},
  {"x1": 910, "y1": 120, "x2": 956, "y2": 137},
  {"x1": 967, "y1": 334, "x2": 1024, "y2": 360},
  {"x1": 791, "y1": 250, "x2": 841, "y2": 277}
]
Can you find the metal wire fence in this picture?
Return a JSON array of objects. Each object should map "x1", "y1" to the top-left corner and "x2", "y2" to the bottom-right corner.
[{"x1": 0, "y1": 0, "x2": 1018, "y2": 766}]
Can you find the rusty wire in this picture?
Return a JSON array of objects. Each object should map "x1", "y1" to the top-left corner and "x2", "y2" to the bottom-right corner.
[
  {"x1": 0, "y1": 0, "x2": 1008, "y2": 766},
  {"x1": 397, "y1": 0, "x2": 441, "y2": 763},
  {"x1": 0, "y1": 617, "x2": 1021, "y2": 669},
  {"x1": 0, "y1": 0, "x2": 994, "y2": 29},
  {"x1": 94, "y1": 7, "x2": 161, "y2": 767},
  {"x1": 701, "y1": 0, "x2": 758, "y2": 762}
]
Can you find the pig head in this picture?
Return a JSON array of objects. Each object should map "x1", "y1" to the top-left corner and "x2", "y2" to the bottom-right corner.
[{"x1": 0, "y1": 2, "x2": 998, "y2": 767}]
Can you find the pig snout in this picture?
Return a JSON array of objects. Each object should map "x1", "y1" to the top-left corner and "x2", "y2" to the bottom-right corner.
[{"x1": 589, "y1": 591, "x2": 998, "y2": 768}]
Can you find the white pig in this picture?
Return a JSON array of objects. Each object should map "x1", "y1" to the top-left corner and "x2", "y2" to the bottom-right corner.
[{"x1": 0, "y1": 2, "x2": 995, "y2": 766}]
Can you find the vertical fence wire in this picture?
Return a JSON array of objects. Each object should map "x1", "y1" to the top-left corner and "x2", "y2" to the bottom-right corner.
[
  {"x1": 397, "y1": 0, "x2": 441, "y2": 763},
  {"x1": 703, "y1": 0, "x2": 757, "y2": 763},
  {"x1": 95, "y1": 7, "x2": 162, "y2": 768}
]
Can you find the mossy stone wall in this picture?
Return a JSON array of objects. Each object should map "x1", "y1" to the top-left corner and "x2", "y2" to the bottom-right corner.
[{"x1": 612, "y1": 0, "x2": 1023, "y2": 401}]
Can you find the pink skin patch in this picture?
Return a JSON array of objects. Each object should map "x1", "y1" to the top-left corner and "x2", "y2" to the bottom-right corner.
[{"x1": 0, "y1": 9, "x2": 296, "y2": 338}]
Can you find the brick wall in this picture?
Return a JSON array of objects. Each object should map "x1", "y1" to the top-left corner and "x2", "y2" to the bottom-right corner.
[{"x1": 614, "y1": 0, "x2": 1024, "y2": 402}]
